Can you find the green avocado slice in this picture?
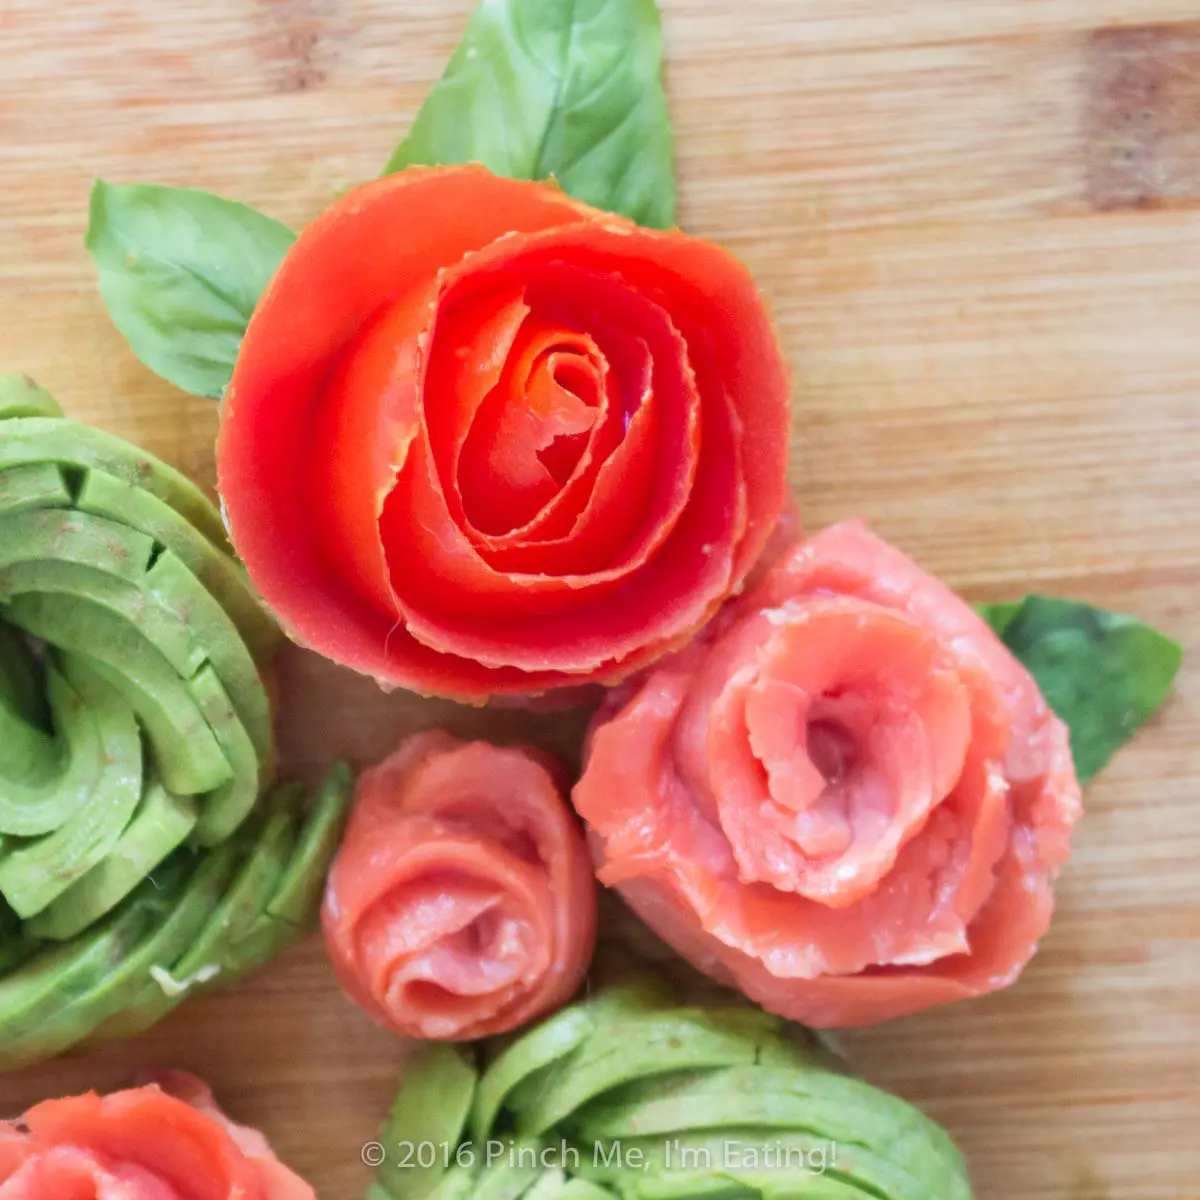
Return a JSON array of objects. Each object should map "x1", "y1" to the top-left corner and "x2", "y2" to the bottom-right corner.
[
  {"x1": 4, "y1": 591, "x2": 232, "y2": 795},
  {"x1": 0, "y1": 463, "x2": 72, "y2": 516},
  {"x1": 0, "y1": 860, "x2": 174, "y2": 1047},
  {"x1": 580, "y1": 1125, "x2": 962, "y2": 1200},
  {"x1": 0, "y1": 568, "x2": 265, "y2": 847},
  {"x1": 0, "y1": 542, "x2": 270, "y2": 774},
  {"x1": 207, "y1": 909, "x2": 298, "y2": 991},
  {"x1": 105, "y1": 807, "x2": 298, "y2": 1035},
  {"x1": 145, "y1": 550, "x2": 271, "y2": 766},
  {"x1": 0, "y1": 561, "x2": 205, "y2": 679},
  {"x1": 201, "y1": 763, "x2": 355, "y2": 984},
  {"x1": 500, "y1": 982, "x2": 674, "y2": 1120},
  {"x1": 464, "y1": 1145, "x2": 546, "y2": 1200},
  {"x1": 615, "y1": 1170, "x2": 852, "y2": 1200},
  {"x1": 578, "y1": 1060, "x2": 953, "y2": 1136},
  {"x1": 472, "y1": 1007, "x2": 596, "y2": 1144},
  {"x1": 375, "y1": 985, "x2": 975, "y2": 1200},
  {"x1": 408, "y1": 1149, "x2": 547, "y2": 1200},
  {"x1": 77, "y1": 469, "x2": 279, "y2": 665},
  {"x1": 510, "y1": 1009, "x2": 766, "y2": 1138},
  {"x1": 25, "y1": 778, "x2": 198, "y2": 941},
  {"x1": 549, "y1": 1183, "x2": 614, "y2": 1200},
  {"x1": 574, "y1": 1066, "x2": 966, "y2": 1194},
  {"x1": 0, "y1": 507, "x2": 154, "y2": 584},
  {"x1": 180, "y1": 805, "x2": 297, "y2": 972},
  {"x1": 0, "y1": 416, "x2": 228, "y2": 551},
  {"x1": 0, "y1": 845, "x2": 240, "y2": 1068},
  {"x1": 0, "y1": 938, "x2": 37, "y2": 974},
  {"x1": 418, "y1": 1170, "x2": 480, "y2": 1200},
  {"x1": 0, "y1": 375, "x2": 62, "y2": 421},
  {"x1": 0, "y1": 661, "x2": 104, "y2": 838},
  {"x1": 189, "y1": 665, "x2": 260, "y2": 845},
  {"x1": 522, "y1": 1173, "x2": 614, "y2": 1200},
  {"x1": 0, "y1": 656, "x2": 142, "y2": 918},
  {"x1": 375, "y1": 1044, "x2": 478, "y2": 1200},
  {"x1": 264, "y1": 762, "x2": 352, "y2": 925},
  {"x1": 0, "y1": 623, "x2": 55, "y2": 785},
  {"x1": 0, "y1": 415, "x2": 278, "y2": 664}
]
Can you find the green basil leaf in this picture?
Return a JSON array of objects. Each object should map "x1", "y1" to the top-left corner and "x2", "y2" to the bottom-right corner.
[
  {"x1": 384, "y1": 0, "x2": 676, "y2": 229},
  {"x1": 979, "y1": 596, "x2": 1181, "y2": 782},
  {"x1": 976, "y1": 601, "x2": 1022, "y2": 640},
  {"x1": 85, "y1": 181, "x2": 296, "y2": 400}
]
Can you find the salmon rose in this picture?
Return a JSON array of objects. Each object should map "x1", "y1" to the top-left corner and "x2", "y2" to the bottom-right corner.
[
  {"x1": 574, "y1": 521, "x2": 1084, "y2": 1028},
  {"x1": 0, "y1": 1072, "x2": 311, "y2": 1199},
  {"x1": 322, "y1": 731, "x2": 596, "y2": 1040},
  {"x1": 217, "y1": 166, "x2": 790, "y2": 701}
]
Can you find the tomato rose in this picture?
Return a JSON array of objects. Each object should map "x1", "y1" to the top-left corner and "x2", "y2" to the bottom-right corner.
[
  {"x1": 0, "y1": 1072, "x2": 311, "y2": 1199},
  {"x1": 574, "y1": 521, "x2": 1084, "y2": 1028},
  {"x1": 322, "y1": 731, "x2": 596, "y2": 1040},
  {"x1": 217, "y1": 166, "x2": 790, "y2": 700}
]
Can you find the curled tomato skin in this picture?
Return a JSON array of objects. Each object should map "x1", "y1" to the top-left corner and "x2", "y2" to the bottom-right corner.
[
  {"x1": 573, "y1": 521, "x2": 1084, "y2": 1029},
  {"x1": 321, "y1": 731, "x2": 596, "y2": 1041},
  {"x1": 217, "y1": 166, "x2": 790, "y2": 701},
  {"x1": 0, "y1": 1072, "x2": 312, "y2": 1200}
]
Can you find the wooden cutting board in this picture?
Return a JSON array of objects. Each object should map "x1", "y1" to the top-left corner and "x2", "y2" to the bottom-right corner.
[{"x1": 1, "y1": 2, "x2": 1198, "y2": 1197}]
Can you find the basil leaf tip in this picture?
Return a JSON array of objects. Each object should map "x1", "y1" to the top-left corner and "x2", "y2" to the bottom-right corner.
[
  {"x1": 85, "y1": 179, "x2": 296, "y2": 400},
  {"x1": 383, "y1": 0, "x2": 677, "y2": 229},
  {"x1": 979, "y1": 595, "x2": 1182, "y2": 782}
]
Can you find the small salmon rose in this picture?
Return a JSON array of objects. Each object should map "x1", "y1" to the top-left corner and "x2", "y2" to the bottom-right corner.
[
  {"x1": 322, "y1": 731, "x2": 596, "y2": 1040},
  {"x1": 217, "y1": 165, "x2": 790, "y2": 701},
  {"x1": 574, "y1": 521, "x2": 1084, "y2": 1028}
]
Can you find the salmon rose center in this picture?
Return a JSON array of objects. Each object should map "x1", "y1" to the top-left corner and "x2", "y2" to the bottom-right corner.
[
  {"x1": 366, "y1": 866, "x2": 547, "y2": 1034},
  {"x1": 322, "y1": 731, "x2": 597, "y2": 1041},
  {"x1": 708, "y1": 599, "x2": 974, "y2": 907},
  {"x1": 5, "y1": 1147, "x2": 168, "y2": 1197}
]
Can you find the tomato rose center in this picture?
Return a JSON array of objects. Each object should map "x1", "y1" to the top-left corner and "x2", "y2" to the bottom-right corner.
[
  {"x1": 409, "y1": 258, "x2": 699, "y2": 588},
  {"x1": 457, "y1": 330, "x2": 604, "y2": 535}
]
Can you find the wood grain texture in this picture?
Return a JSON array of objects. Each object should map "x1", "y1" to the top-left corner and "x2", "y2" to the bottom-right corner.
[{"x1": 1, "y1": 2, "x2": 1198, "y2": 1198}]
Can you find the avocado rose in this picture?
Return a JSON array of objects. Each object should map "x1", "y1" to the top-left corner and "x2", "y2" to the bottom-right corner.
[
  {"x1": 574, "y1": 521, "x2": 1084, "y2": 1028},
  {"x1": 0, "y1": 1071, "x2": 312, "y2": 1198},
  {"x1": 217, "y1": 165, "x2": 791, "y2": 702},
  {"x1": 367, "y1": 980, "x2": 974, "y2": 1200},
  {"x1": 0, "y1": 376, "x2": 352, "y2": 1066}
]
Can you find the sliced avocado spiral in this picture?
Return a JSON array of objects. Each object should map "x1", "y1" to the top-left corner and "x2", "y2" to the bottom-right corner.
[
  {"x1": 0, "y1": 376, "x2": 276, "y2": 862},
  {"x1": 0, "y1": 763, "x2": 354, "y2": 1066},
  {"x1": 0, "y1": 376, "x2": 350, "y2": 1067},
  {"x1": 369, "y1": 984, "x2": 974, "y2": 1200},
  {"x1": 0, "y1": 377, "x2": 269, "y2": 921}
]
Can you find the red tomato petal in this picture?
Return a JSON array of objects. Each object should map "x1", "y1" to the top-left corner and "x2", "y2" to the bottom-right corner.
[{"x1": 219, "y1": 168, "x2": 598, "y2": 697}]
